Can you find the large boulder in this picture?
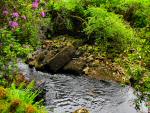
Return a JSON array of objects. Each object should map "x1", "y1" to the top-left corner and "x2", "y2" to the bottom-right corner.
[
  {"x1": 63, "y1": 58, "x2": 86, "y2": 75},
  {"x1": 44, "y1": 46, "x2": 76, "y2": 72}
]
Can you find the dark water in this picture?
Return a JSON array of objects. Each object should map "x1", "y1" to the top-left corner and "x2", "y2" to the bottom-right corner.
[{"x1": 18, "y1": 62, "x2": 147, "y2": 113}]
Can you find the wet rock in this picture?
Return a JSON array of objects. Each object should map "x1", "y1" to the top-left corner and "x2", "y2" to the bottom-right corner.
[
  {"x1": 42, "y1": 51, "x2": 56, "y2": 64},
  {"x1": 73, "y1": 108, "x2": 90, "y2": 113},
  {"x1": 45, "y1": 46, "x2": 76, "y2": 72},
  {"x1": 27, "y1": 50, "x2": 48, "y2": 68},
  {"x1": 86, "y1": 67, "x2": 110, "y2": 80},
  {"x1": 63, "y1": 58, "x2": 86, "y2": 75}
]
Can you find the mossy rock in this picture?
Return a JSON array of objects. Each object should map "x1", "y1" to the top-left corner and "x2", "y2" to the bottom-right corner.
[
  {"x1": 73, "y1": 108, "x2": 90, "y2": 113},
  {"x1": 63, "y1": 58, "x2": 86, "y2": 75}
]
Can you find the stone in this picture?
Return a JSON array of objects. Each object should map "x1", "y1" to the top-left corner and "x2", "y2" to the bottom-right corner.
[
  {"x1": 34, "y1": 50, "x2": 48, "y2": 70},
  {"x1": 42, "y1": 51, "x2": 56, "y2": 64},
  {"x1": 63, "y1": 58, "x2": 86, "y2": 75},
  {"x1": 45, "y1": 46, "x2": 76, "y2": 72},
  {"x1": 73, "y1": 108, "x2": 90, "y2": 113},
  {"x1": 27, "y1": 50, "x2": 48, "y2": 68},
  {"x1": 83, "y1": 67, "x2": 90, "y2": 75}
]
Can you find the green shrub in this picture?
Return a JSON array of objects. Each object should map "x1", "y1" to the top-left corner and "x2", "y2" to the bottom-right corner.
[
  {"x1": 0, "y1": 0, "x2": 51, "y2": 48},
  {"x1": 0, "y1": 0, "x2": 51, "y2": 85},
  {"x1": 84, "y1": 7, "x2": 135, "y2": 56},
  {"x1": 0, "y1": 29, "x2": 33, "y2": 86},
  {"x1": 107, "y1": 0, "x2": 150, "y2": 28}
]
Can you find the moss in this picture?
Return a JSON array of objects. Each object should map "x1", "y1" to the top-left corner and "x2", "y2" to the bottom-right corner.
[
  {"x1": 26, "y1": 105, "x2": 37, "y2": 113},
  {"x1": 0, "y1": 86, "x2": 7, "y2": 99},
  {"x1": 9, "y1": 99, "x2": 22, "y2": 112},
  {"x1": 10, "y1": 99, "x2": 21, "y2": 108}
]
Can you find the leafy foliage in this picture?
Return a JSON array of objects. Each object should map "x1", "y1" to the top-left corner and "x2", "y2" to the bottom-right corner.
[
  {"x1": 84, "y1": 7, "x2": 135, "y2": 55},
  {"x1": 0, "y1": 84, "x2": 48, "y2": 113}
]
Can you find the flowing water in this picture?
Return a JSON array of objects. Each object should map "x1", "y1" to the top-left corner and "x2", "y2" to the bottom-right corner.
[{"x1": 18, "y1": 62, "x2": 148, "y2": 113}]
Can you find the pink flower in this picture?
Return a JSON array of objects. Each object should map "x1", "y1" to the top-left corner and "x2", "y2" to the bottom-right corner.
[
  {"x1": 3, "y1": 10, "x2": 9, "y2": 16},
  {"x1": 21, "y1": 15, "x2": 27, "y2": 20},
  {"x1": 40, "y1": 11, "x2": 46, "y2": 17},
  {"x1": 9, "y1": 21, "x2": 19, "y2": 28},
  {"x1": 32, "y1": 2, "x2": 39, "y2": 9},
  {"x1": 12, "y1": 12, "x2": 19, "y2": 18}
]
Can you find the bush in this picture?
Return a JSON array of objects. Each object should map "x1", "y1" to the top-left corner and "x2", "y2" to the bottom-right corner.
[
  {"x1": 84, "y1": 7, "x2": 135, "y2": 56},
  {"x1": 0, "y1": 0, "x2": 50, "y2": 86},
  {"x1": 0, "y1": 0, "x2": 51, "y2": 47},
  {"x1": 107, "y1": 0, "x2": 150, "y2": 28}
]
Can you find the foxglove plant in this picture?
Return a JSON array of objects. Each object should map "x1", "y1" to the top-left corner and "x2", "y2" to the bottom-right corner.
[
  {"x1": 9, "y1": 21, "x2": 19, "y2": 28},
  {"x1": 12, "y1": 12, "x2": 19, "y2": 18},
  {"x1": 3, "y1": 10, "x2": 9, "y2": 16},
  {"x1": 21, "y1": 15, "x2": 27, "y2": 20},
  {"x1": 40, "y1": 11, "x2": 46, "y2": 17},
  {"x1": 32, "y1": 2, "x2": 39, "y2": 9}
]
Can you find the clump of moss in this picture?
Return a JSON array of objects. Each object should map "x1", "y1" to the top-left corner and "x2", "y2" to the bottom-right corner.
[
  {"x1": 26, "y1": 104, "x2": 37, "y2": 113},
  {"x1": 0, "y1": 86, "x2": 7, "y2": 99},
  {"x1": 0, "y1": 84, "x2": 48, "y2": 113},
  {"x1": 14, "y1": 73, "x2": 30, "y2": 87},
  {"x1": 10, "y1": 99, "x2": 21, "y2": 108},
  {"x1": 9, "y1": 99, "x2": 22, "y2": 112}
]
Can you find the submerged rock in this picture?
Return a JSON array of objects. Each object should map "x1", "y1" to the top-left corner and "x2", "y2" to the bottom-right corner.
[{"x1": 73, "y1": 108, "x2": 90, "y2": 113}]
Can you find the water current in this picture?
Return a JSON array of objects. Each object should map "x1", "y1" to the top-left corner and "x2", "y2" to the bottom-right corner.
[{"x1": 18, "y1": 62, "x2": 147, "y2": 113}]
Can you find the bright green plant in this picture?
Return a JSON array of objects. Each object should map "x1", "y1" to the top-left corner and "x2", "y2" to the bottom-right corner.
[
  {"x1": 0, "y1": 29, "x2": 33, "y2": 87},
  {"x1": 84, "y1": 7, "x2": 135, "y2": 56},
  {"x1": 0, "y1": 83, "x2": 48, "y2": 113},
  {"x1": 106, "y1": 0, "x2": 150, "y2": 28}
]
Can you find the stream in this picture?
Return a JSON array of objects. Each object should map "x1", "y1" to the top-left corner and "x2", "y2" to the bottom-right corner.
[{"x1": 18, "y1": 62, "x2": 147, "y2": 113}]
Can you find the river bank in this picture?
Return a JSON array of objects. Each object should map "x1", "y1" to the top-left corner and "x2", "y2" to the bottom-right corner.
[{"x1": 26, "y1": 35, "x2": 128, "y2": 83}]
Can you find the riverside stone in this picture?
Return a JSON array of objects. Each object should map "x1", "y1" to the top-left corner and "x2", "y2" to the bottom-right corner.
[
  {"x1": 45, "y1": 46, "x2": 76, "y2": 72},
  {"x1": 63, "y1": 58, "x2": 86, "y2": 75},
  {"x1": 73, "y1": 108, "x2": 90, "y2": 113}
]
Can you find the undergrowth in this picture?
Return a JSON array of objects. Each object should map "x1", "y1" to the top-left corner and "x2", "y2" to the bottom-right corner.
[{"x1": 0, "y1": 83, "x2": 48, "y2": 113}]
